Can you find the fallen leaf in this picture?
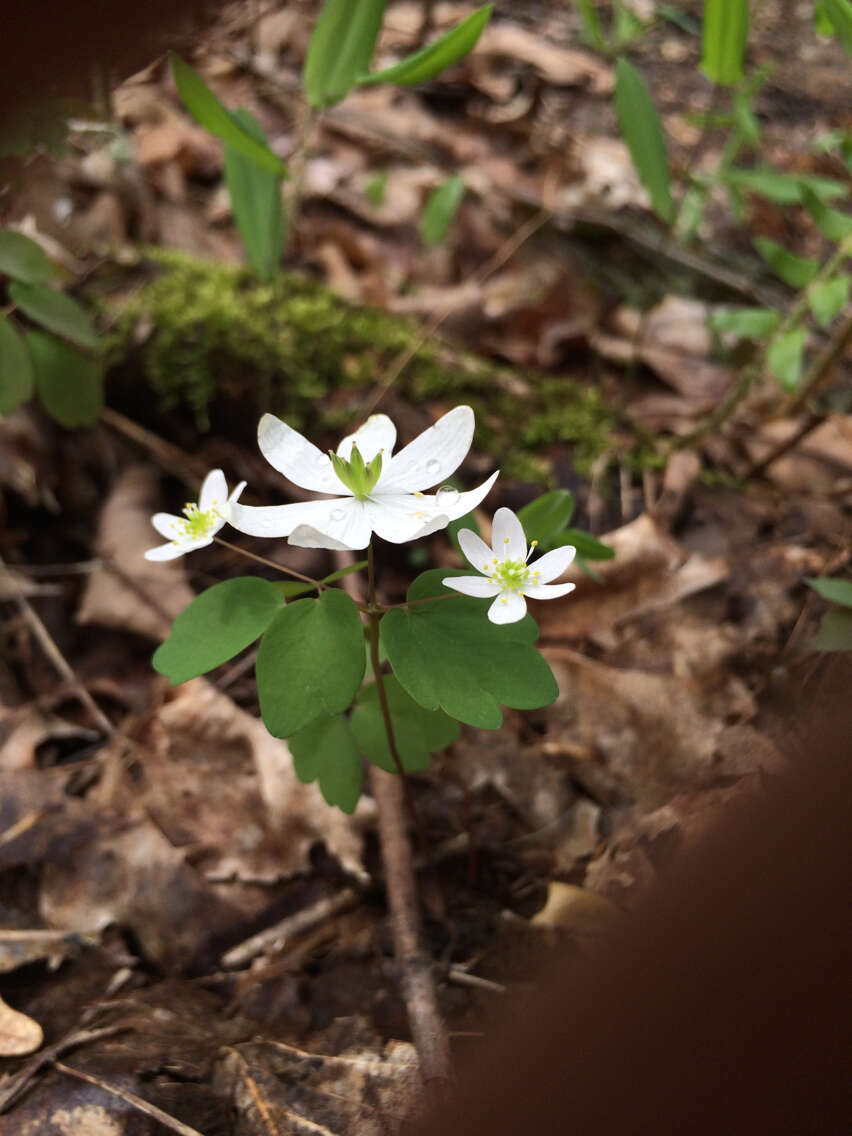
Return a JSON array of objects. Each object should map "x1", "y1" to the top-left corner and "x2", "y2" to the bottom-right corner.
[
  {"x1": 476, "y1": 25, "x2": 613, "y2": 92},
  {"x1": 0, "y1": 994, "x2": 43, "y2": 1056},
  {"x1": 530, "y1": 882, "x2": 619, "y2": 933}
]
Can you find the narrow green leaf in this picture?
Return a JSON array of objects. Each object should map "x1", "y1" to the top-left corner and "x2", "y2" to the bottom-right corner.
[
  {"x1": 0, "y1": 315, "x2": 34, "y2": 415},
  {"x1": 815, "y1": 0, "x2": 835, "y2": 34},
  {"x1": 614, "y1": 58, "x2": 673, "y2": 222},
  {"x1": 800, "y1": 187, "x2": 852, "y2": 242},
  {"x1": 153, "y1": 577, "x2": 285, "y2": 684},
  {"x1": 818, "y1": 0, "x2": 852, "y2": 52},
  {"x1": 0, "y1": 230, "x2": 53, "y2": 284},
  {"x1": 767, "y1": 328, "x2": 806, "y2": 391},
  {"x1": 359, "y1": 4, "x2": 493, "y2": 87},
  {"x1": 814, "y1": 610, "x2": 852, "y2": 651},
  {"x1": 25, "y1": 331, "x2": 102, "y2": 427},
  {"x1": 805, "y1": 577, "x2": 852, "y2": 609},
  {"x1": 517, "y1": 490, "x2": 576, "y2": 546},
  {"x1": 576, "y1": 0, "x2": 606, "y2": 50},
  {"x1": 708, "y1": 306, "x2": 781, "y2": 339},
  {"x1": 754, "y1": 238, "x2": 819, "y2": 289},
  {"x1": 561, "y1": 529, "x2": 616, "y2": 561},
  {"x1": 732, "y1": 92, "x2": 760, "y2": 145},
  {"x1": 351, "y1": 676, "x2": 460, "y2": 774},
  {"x1": 272, "y1": 561, "x2": 369, "y2": 600},
  {"x1": 724, "y1": 167, "x2": 846, "y2": 205},
  {"x1": 304, "y1": 0, "x2": 387, "y2": 108},
  {"x1": 419, "y1": 175, "x2": 465, "y2": 246},
  {"x1": 224, "y1": 108, "x2": 286, "y2": 281},
  {"x1": 169, "y1": 54, "x2": 285, "y2": 175},
  {"x1": 808, "y1": 277, "x2": 850, "y2": 328},
  {"x1": 257, "y1": 589, "x2": 366, "y2": 737},
  {"x1": 380, "y1": 570, "x2": 558, "y2": 730},
  {"x1": 9, "y1": 282, "x2": 98, "y2": 349},
  {"x1": 701, "y1": 0, "x2": 749, "y2": 86},
  {"x1": 290, "y1": 714, "x2": 364, "y2": 813}
]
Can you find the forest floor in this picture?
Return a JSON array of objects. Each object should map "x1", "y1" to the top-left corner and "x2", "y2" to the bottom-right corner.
[{"x1": 1, "y1": 2, "x2": 851, "y2": 1133}]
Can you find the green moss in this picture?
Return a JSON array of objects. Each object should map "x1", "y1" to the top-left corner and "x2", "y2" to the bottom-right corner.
[{"x1": 101, "y1": 250, "x2": 617, "y2": 479}]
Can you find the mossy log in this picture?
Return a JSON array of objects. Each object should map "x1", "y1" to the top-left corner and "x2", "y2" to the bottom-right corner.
[{"x1": 100, "y1": 249, "x2": 617, "y2": 481}]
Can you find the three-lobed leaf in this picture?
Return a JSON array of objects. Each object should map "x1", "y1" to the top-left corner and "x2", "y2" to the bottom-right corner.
[
  {"x1": 257, "y1": 589, "x2": 366, "y2": 737},
  {"x1": 359, "y1": 4, "x2": 493, "y2": 87},
  {"x1": 701, "y1": 0, "x2": 749, "y2": 86},
  {"x1": 224, "y1": 108, "x2": 286, "y2": 280},
  {"x1": 0, "y1": 230, "x2": 53, "y2": 284},
  {"x1": 170, "y1": 53, "x2": 286, "y2": 175},
  {"x1": 614, "y1": 58, "x2": 672, "y2": 223},
  {"x1": 304, "y1": 0, "x2": 387, "y2": 108},
  {"x1": 289, "y1": 714, "x2": 364, "y2": 813},
  {"x1": 420, "y1": 175, "x2": 466, "y2": 246},
  {"x1": 25, "y1": 331, "x2": 102, "y2": 427},
  {"x1": 10, "y1": 282, "x2": 98, "y2": 349},
  {"x1": 0, "y1": 315, "x2": 34, "y2": 415},
  {"x1": 153, "y1": 577, "x2": 285, "y2": 684},
  {"x1": 351, "y1": 676, "x2": 460, "y2": 773},
  {"x1": 380, "y1": 570, "x2": 559, "y2": 730}
]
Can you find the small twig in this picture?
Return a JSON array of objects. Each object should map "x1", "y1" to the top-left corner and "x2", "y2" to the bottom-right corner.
[
  {"x1": 744, "y1": 413, "x2": 824, "y2": 480},
  {"x1": 54, "y1": 1063, "x2": 206, "y2": 1136},
  {"x1": 0, "y1": 1025, "x2": 126, "y2": 1112},
  {"x1": 783, "y1": 307, "x2": 852, "y2": 417},
  {"x1": 446, "y1": 966, "x2": 506, "y2": 995},
  {"x1": 221, "y1": 888, "x2": 360, "y2": 968},
  {"x1": 213, "y1": 536, "x2": 326, "y2": 590}
]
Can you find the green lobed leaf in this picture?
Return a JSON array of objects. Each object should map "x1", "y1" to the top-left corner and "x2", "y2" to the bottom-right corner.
[
  {"x1": 420, "y1": 175, "x2": 466, "y2": 246},
  {"x1": 560, "y1": 529, "x2": 615, "y2": 561},
  {"x1": 0, "y1": 230, "x2": 53, "y2": 284},
  {"x1": 273, "y1": 561, "x2": 369, "y2": 600},
  {"x1": 767, "y1": 328, "x2": 806, "y2": 391},
  {"x1": 808, "y1": 277, "x2": 850, "y2": 328},
  {"x1": 814, "y1": 610, "x2": 852, "y2": 651},
  {"x1": 257, "y1": 589, "x2": 366, "y2": 737},
  {"x1": 708, "y1": 306, "x2": 781, "y2": 339},
  {"x1": 25, "y1": 331, "x2": 103, "y2": 427},
  {"x1": 517, "y1": 490, "x2": 575, "y2": 546},
  {"x1": 818, "y1": 0, "x2": 852, "y2": 52},
  {"x1": 224, "y1": 109, "x2": 286, "y2": 281},
  {"x1": 359, "y1": 3, "x2": 493, "y2": 87},
  {"x1": 304, "y1": 0, "x2": 387, "y2": 108},
  {"x1": 754, "y1": 238, "x2": 819, "y2": 289},
  {"x1": 800, "y1": 187, "x2": 852, "y2": 242},
  {"x1": 9, "y1": 282, "x2": 98, "y2": 349},
  {"x1": 614, "y1": 58, "x2": 673, "y2": 223},
  {"x1": 351, "y1": 676, "x2": 460, "y2": 774},
  {"x1": 169, "y1": 54, "x2": 286, "y2": 175},
  {"x1": 289, "y1": 714, "x2": 364, "y2": 813},
  {"x1": 153, "y1": 577, "x2": 285, "y2": 684},
  {"x1": 380, "y1": 569, "x2": 559, "y2": 730},
  {"x1": 723, "y1": 168, "x2": 847, "y2": 205},
  {"x1": 0, "y1": 315, "x2": 34, "y2": 416},
  {"x1": 701, "y1": 0, "x2": 749, "y2": 86},
  {"x1": 805, "y1": 577, "x2": 852, "y2": 609}
]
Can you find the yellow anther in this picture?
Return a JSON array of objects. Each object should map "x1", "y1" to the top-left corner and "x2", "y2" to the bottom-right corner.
[
  {"x1": 504, "y1": 537, "x2": 510, "y2": 544},
  {"x1": 530, "y1": 539, "x2": 538, "y2": 548}
]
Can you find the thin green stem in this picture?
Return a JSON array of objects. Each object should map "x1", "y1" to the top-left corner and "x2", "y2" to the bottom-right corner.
[{"x1": 213, "y1": 536, "x2": 326, "y2": 591}]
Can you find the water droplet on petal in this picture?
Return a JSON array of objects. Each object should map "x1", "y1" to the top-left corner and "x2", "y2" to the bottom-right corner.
[
  {"x1": 425, "y1": 458, "x2": 441, "y2": 476},
  {"x1": 436, "y1": 485, "x2": 460, "y2": 508},
  {"x1": 315, "y1": 453, "x2": 331, "y2": 466},
  {"x1": 330, "y1": 508, "x2": 346, "y2": 521}
]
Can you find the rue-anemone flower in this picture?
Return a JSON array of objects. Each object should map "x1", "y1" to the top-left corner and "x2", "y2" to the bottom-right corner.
[
  {"x1": 227, "y1": 406, "x2": 498, "y2": 551},
  {"x1": 144, "y1": 469, "x2": 246, "y2": 561},
  {"x1": 443, "y1": 506, "x2": 576, "y2": 624}
]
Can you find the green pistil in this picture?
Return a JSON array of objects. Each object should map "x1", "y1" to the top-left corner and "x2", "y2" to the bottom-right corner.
[
  {"x1": 329, "y1": 443, "x2": 383, "y2": 500},
  {"x1": 491, "y1": 558, "x2": 531, "y2": 592},
  {"x1": 181, "y1": 502, "x2": 217, "y2": 539}
]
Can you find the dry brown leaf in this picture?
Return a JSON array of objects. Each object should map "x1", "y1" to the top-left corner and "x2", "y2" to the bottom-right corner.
[
  {"x1": 530, "y1": 882, "x2": 619, "y2": 933},
  {"x1": 559, "y1": 137, "x2": 648, "y2": 211},
  {"x1": 476, "y1": 25, "x2": 613, "y2": 92},
  {"x1": 0, "y1": 994, "x2": 43, "y2": 1056},
  {"x1": 76, "y1": 465, "x2": 195, "y2": 640}
]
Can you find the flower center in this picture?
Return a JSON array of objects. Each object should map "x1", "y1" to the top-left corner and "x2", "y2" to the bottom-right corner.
[
  {"x1": 329, "y1": 443, "x2": 383, "y2": 500},
  {"x1": 490, "y1": 558, "x2": 531, "y2": 592},
  {"x1": 180, "y1": 502, "x2": 218, "y2": 540}
]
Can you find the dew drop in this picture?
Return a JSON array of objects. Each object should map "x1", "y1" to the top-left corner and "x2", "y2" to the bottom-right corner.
[
  {"x1": 425, "y1": 458, "x2": 441, "y2": 476},
  {"x1": 315, "y1": 453, "x2": 331, "y2": 466},
  {"x1": 330, "y1": 508, "x2": 346, "y2": 521},
  {"x1": 436, "y1": 485, "x2": 460, "y2": 508}
]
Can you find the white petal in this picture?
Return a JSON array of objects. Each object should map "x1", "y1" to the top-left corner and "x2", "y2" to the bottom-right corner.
[
  {"x1": 227, "y1": 480, "x2": 247, "y2": 504},
  {"x1": 378, "y1": 405, "x2": 474, "y2": 492},
  {"x1": 258, "y1": 414, "x2": 340, "y2": 494},
  {"x1": 411, "y1": 470, "x2": 500, "y2": 525},
  {"x1": 199, "y1": 469, "x2": 228, "y2": 512},
  {"x1": 229, "y1": 498, "x2": 348, "y2": 538},
  {"x1": 492, "y1": 507, "x2": 527, "y2": 561},
  {"x1": 442, "y1": 575, "x2": 501, "y2": 598},
  {"x1": 457, "y1": 528, "x2": 494, "y2": 572},
  {"x1": 288, "y1": 498, "x2": 373, "y2": 550},
  {"x1": 219, "y1": 481, "x2": 247, "y2": 524},
  {"x1": 151, "y1": 512, "x2": 185, "y2": 540},
  {"x1": 337, "y1": 414, "x2": 397, "y2": 463},
  {"x1": 366, "y1": 472, "x2": 498, "y2": 545},
  {"x1": 144, "y1": 541, "x2": 187, "y2": 561},
  {"x1": 488, "y1": 591, "x2": 527, "y2": 624},
  {"x1": 529, "y1": 544, "x2": 576, "y2": 583},
  {"x1": 523, "y1": 582, "x2": 576, "y2": 600}
]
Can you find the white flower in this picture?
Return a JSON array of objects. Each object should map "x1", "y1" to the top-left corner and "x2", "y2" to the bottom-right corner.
[
  {"x1": 443, "y1": 506, "x2": 576, "y2": 624},
  {"x1": 144, "y1": 469, "x2": 246, "y2": 561},
  {"x1": 227, "y1": 406, "x2": 498, "y2": 551}
]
